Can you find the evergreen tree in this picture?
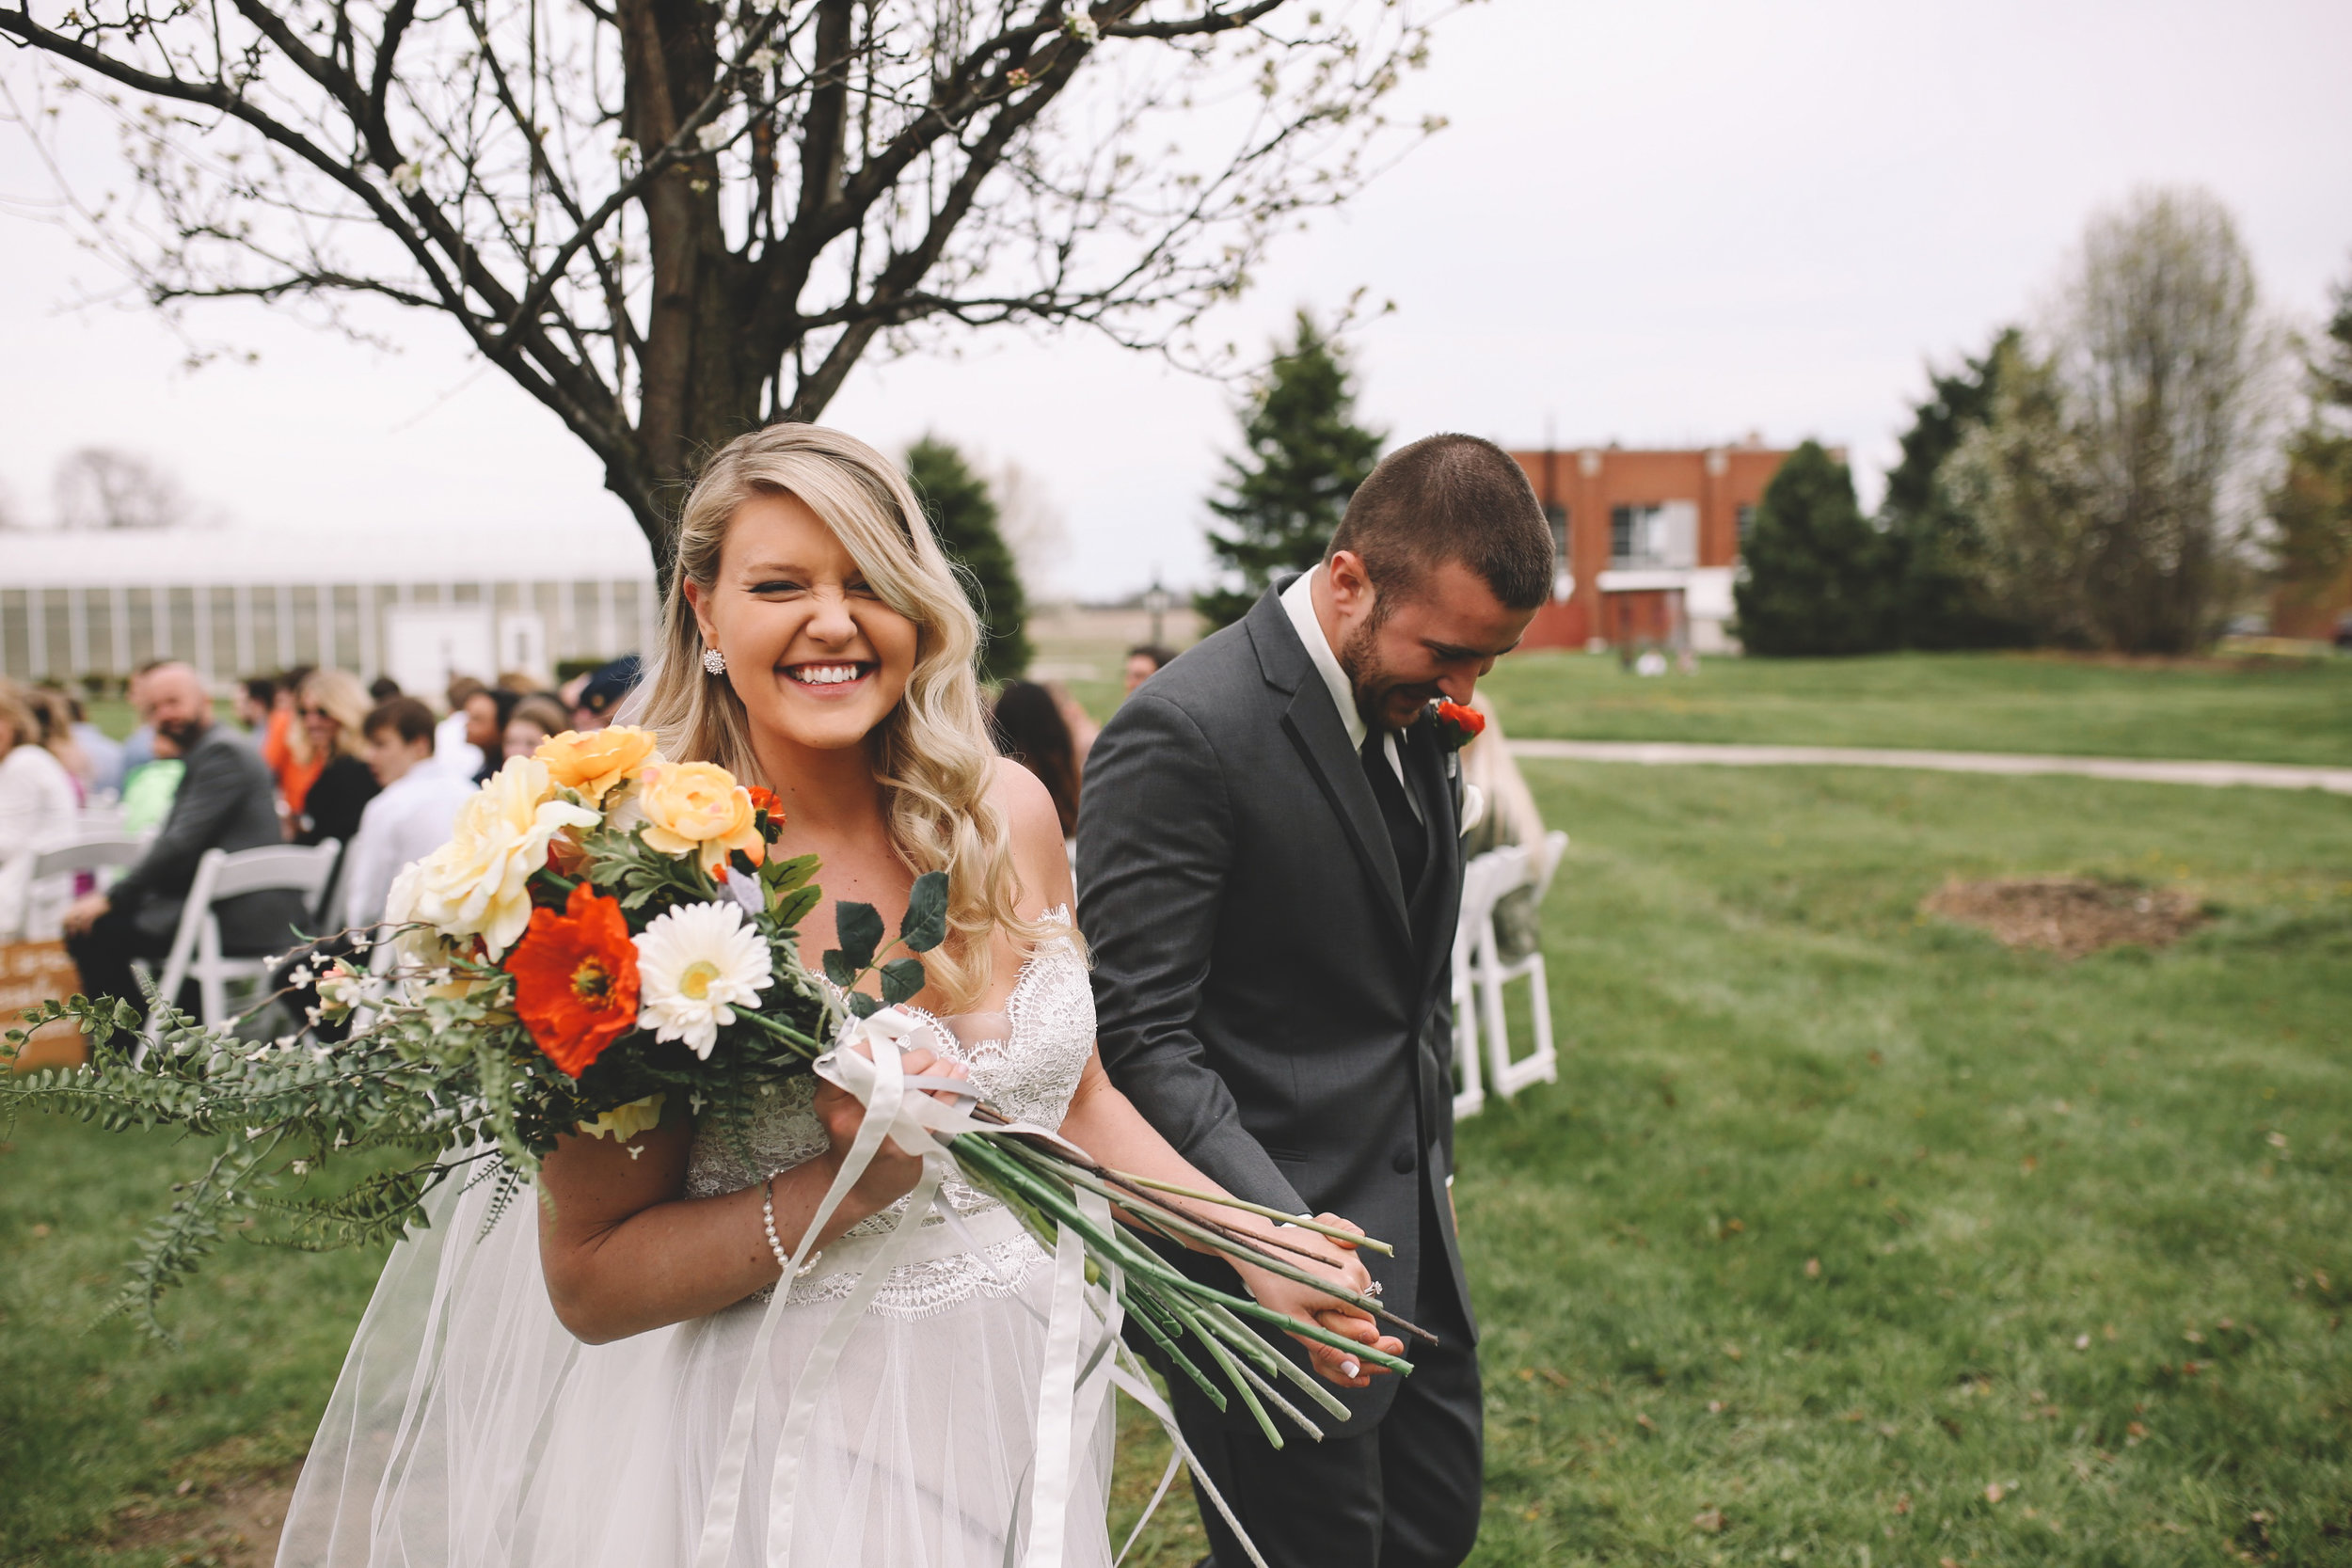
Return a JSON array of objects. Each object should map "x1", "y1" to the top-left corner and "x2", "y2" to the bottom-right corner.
[
  {"x1": 1196, "y1": 313, "x2": 1385, "y2": 629},
  {"x1": 1882, "y1": 328, "x2": 2029, "y2": 649},
  {"x1": 1732, "y1": 440, "x2": 1895, "y2": 656},
  {"x1": 905, "y1": 436, "x2": 1031, "y2": 683},
  {"x1": 2267, "y1": 262, "x2": 2352, "y2": 628}
]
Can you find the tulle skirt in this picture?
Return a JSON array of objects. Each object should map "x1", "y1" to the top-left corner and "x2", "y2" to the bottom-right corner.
[{"x1": 276, "y1": 1167, "x2": 1115, "y2": 1567}]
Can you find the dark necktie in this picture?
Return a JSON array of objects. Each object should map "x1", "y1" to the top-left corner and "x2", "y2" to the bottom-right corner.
[{"x1": 1360, "y1": 728, "x2": 1426, "y2": 903}]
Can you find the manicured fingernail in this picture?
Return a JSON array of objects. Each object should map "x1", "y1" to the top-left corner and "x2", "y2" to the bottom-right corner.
[{"x1": 1341, "y1": 1358, "x2": 1360, "y2": 1379}]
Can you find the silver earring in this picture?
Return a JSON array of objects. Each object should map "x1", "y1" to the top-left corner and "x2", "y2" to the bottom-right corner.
[{"x1": 702, "y1": 645, "x2": 727, "y2": 675}]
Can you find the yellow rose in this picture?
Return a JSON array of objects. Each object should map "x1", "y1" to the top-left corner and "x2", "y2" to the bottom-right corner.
[
  {"x1": 408, "y1": 756, "x2": 600, "y2": 957},
  {"x1": 637, "y1": 761, "x2": 765, "y2": 877},
  {"x1": 535, "y1": 725, "x2": 662, "y2": 805},
  {"x1": 579, "y1": 1093, "x2": 665, "y2": 1142}
]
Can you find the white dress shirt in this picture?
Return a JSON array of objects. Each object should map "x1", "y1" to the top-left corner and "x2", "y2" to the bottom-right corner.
[
  {"x1": 434, "y1": 709, "x2": 485, "y2": 784},
  {"x1": 341, "y1": 763, "x2": 475, "y2": 928},
  {"x1": 1279, "y1": 566, "x2": 1419, "y2": 818}
]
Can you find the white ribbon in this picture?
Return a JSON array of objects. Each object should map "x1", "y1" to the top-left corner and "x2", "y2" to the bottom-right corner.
[{"x1": 691, "y1": 1005, "x2": 1267, "y2": 1568}]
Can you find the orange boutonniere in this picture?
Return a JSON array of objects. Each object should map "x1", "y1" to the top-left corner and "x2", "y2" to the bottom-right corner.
[
  {"x1": 1427, "y1": 699, "x2": 1486, "y2": 752},
  {"x1": 505, "y1": 882, "x2": 642, "y2": 1077}
]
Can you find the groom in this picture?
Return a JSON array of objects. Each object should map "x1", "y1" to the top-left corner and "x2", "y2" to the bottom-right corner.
[{"x1": 1077, "y1": 434, "x2": 1553, "y2": 1567}]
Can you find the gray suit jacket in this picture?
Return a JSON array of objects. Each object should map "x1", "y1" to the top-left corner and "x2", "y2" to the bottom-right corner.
[
  {"x1": 113, "y1": 723, "x2": 306, "y2": 952},
  {"x1": 1077, "y1": 583, "x2": 1474, "y2": 1433}
]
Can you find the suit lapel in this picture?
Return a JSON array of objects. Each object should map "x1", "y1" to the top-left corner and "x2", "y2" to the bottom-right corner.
[
  {"x1": 1247, "y1": 589, "x2": 1416, "y2": 961},
  {"x1": 1280, "y1": 685, "x2": 1415, "y2": 962}
]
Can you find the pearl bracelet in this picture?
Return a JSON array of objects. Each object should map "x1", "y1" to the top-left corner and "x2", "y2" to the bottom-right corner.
[{"x1": 761, "y1": 1174, "x2": 820, "y2": 1279}]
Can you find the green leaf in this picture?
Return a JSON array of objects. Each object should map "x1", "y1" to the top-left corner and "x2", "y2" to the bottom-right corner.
[
  {"x1": 834, "y1": 900, "x2": 884, "y2": 971},
  {"x1": 879, "y1": 958, "x2": 926, "y2": 1006},
  {"x1": 846, "y1": 991, "x2": 882, "y2": 1020},
  {"x1": 761, "y1": 852, "x2": 819, "y2": 893},
  {"x1": 821, "y1": 949, "x2": 857, "y2": 989},
  {"x1": 771, "y1": 885, "x2": 821, "y2": 929},
  {"x1": 900, "y1": 871, "x2": 950, "y2": 953}
]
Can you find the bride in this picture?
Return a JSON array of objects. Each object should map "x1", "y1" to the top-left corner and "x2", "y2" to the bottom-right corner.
[{"x1": 275, "y1": 423, "x2": 1401, "y2": 1568}]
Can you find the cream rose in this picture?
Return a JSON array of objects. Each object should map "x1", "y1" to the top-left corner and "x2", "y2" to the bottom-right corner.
[
  {"x1": 636, "y1": 761, "x2": 765, "y2": 876},
  {"x1": 535, "y1": 725, "x2": 662, "y2": 805},
  {"x1": 408, "y1": 756, "x2": 600, "y2": 957}
]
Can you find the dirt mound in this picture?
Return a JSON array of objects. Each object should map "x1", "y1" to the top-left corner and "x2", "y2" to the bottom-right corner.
[{"x1": 1922, "y1": 877, "x2": 2207, "y2": 958}]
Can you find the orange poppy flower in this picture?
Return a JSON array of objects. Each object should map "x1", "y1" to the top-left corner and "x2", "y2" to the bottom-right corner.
[
  {"x1": 505, "y1": 881, "x2": 642, "y2": 1077},
  {"x1": 746, "y1": 785, "x2": 787, "y2": 839}
]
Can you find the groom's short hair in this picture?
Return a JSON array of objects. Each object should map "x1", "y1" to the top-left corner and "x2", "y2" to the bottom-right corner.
[{"x1": 1327, "y1": 434, "x2": 1553, "y2": 611}]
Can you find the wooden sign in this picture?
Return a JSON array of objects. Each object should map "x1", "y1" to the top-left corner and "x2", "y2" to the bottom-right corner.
[{"x1": 2, "y1": 941, "x2": 87, "y2": 1072}]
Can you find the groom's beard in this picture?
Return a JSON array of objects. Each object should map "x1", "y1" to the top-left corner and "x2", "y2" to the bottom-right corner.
[{"x1": 1338, "y1": 616, "x2": 1442, "y2": 735}]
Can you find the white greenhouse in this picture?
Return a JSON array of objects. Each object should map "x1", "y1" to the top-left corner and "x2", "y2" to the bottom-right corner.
[{"x1": 0, "y1": 524, "x2": 660, "y2": 695}]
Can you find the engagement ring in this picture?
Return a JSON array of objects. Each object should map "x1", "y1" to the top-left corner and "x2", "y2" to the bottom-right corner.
[{"x1": 1365, "y1": 1280, "x2": 1384, "y2": 1299}]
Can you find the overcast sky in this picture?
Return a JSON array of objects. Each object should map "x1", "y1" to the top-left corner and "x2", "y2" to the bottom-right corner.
[{"x1": 5, "y1": 0, "x2": 2348, "y2": 600}]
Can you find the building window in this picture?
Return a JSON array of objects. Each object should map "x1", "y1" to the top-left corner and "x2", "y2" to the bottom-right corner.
[
  {"x1": 1611, "y1": 503, "x2": 1664, "y2": 566},
  {"x1": 1736, "y1": 504, "x2": 1756, "y2": 543},
  {"x1": 1544, "y1": 503, "x2": 1568, "y2": 565}
]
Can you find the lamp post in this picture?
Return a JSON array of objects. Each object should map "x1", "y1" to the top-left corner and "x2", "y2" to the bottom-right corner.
[{"x1": 1142, "y1": 574, "x2": 1172, "y2": 649}]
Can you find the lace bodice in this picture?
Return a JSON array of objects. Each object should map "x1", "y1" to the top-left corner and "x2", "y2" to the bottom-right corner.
[{"x1": 684, "y1": 909, "x2": 1093, "y2": 1318}]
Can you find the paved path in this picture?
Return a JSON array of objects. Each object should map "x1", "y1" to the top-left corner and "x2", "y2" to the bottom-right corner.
[{"x1": 1507, "y1": 739, "x2": 2352, "y2": 796}]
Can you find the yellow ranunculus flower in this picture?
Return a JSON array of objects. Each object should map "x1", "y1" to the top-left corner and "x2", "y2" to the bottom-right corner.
[
  {"x1": 535, "y1": 725, "x2": 662, "y2": 805},
  {"x1": 637, "y1": 761, "x2": 766, "y2": 877},
  {"x1": 579, "y1": 1093, "x2": 665, "y2": 1142},
  {"x1": 408, "y1": 756, "x2": 601, "y2": 957}
]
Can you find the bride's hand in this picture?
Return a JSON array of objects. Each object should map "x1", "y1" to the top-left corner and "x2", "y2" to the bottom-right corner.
[
  {"x1": 813, "y1": 1043, "x2": 969, "y2": 1212},
  {"x1": 1231, "y1": 1212, "x2": 1406, "y2": 1389}
]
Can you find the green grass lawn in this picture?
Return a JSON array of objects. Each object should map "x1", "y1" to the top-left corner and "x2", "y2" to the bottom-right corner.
[
  {"x1": 1478, "y1": 649, "x2": 2352, "y2": 768},
  {"x1": 8, "y1": 758, "x2": 2350, "y2": 1564}
]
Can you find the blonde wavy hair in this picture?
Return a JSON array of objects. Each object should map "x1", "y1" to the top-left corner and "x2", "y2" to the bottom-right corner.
[
  {"x1": 633, "y1": 423, "x2": 1049, "y2": 1012},
  {"x1": 299, "y1": 669, "x2": 373, "y2": 759}
]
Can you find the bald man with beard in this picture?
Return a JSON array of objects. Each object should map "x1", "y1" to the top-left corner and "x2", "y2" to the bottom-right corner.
[{"x1": 63, "y1": 663, "x2": 307, "y2": 1010}]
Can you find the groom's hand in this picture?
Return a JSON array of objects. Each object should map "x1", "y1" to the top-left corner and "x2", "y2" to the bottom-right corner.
[{"x1": 1236, "y1": 1212, "x2": 1406, "y2": 1388}]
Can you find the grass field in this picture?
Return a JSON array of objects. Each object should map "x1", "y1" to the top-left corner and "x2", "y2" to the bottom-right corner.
[
  {"x1": 1475, "y1": 650, "x2": 2352, "y2": 768},
  {"x1": 7, "y1": 669, "x2": 2351, "y2": 1563}
]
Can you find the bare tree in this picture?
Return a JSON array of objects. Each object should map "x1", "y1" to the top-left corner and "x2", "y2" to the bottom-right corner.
[
  {"x1": 53, "y1": 445, "x2": 192, "y2": 529},
  {"x1": 2056, "y1": 187, "x2": 2278, "y2": 653},
  {"x1": 2, "y1": 2, "x2": 1452, "y2": 576},
  {"x1": 990, "y1": 455, "x2": 1068, "y2": 598}
]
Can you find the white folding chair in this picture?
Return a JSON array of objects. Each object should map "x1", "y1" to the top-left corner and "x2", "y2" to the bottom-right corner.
[
  {"x1": 1449, "y1": 846, "x2": 1529, "y2": 1122},
  {"x1": 135, "y1": 840, "x2": 342, "y2": 1040},
  {"x1": 1479, "y1": 830, "x2": 1569, "y2": 1101},
  {"x1": 16, "y1": 832, "x2": 148, "y2": 940}
]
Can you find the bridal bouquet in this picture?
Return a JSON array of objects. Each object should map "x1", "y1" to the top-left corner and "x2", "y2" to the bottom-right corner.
[{"x1": 4, "y1": 728, "x2": 1413, "y2": 1445}]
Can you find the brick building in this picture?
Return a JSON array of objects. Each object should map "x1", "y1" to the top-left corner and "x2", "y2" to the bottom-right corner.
[{"x1": 1505, "y1": 441, "x2": 1798, "y2": 653}]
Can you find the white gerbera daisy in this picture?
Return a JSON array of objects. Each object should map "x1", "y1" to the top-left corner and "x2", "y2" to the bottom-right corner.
[{"x1": 633, "y1": 900, "x2": 773, "y2": 1058}]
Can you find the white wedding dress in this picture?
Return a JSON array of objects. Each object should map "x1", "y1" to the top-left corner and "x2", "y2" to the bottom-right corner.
[{"x1": 275, "y1": 911, "x2": 1114, "y2": 1568}]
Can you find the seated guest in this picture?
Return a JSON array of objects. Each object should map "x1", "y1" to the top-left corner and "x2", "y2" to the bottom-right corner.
[
  {"x1": 463, "y1": 685, "x2": 519, "y2": 783},
  {"x1": 234, "y1": 675, "x2": 276, "y2": 734},
  {"x1": 366, "y1": 674, "x2": 403, "y2": 704},
  {"x1": 502, "y1": 693, "x2": 571, "y2": 761},
  {"x1": 49, "y1": 686, "x2": 124, "y2": 799},
  {"x1": 61, "y1": 663, "x2": 304, "y2": 1009},
  {"x1": 266, "y1": 664, "x2": 324, "y2": 817},
  {"x1": 1123, "y1": 642, "x2": 1176, "y2": 696},
  {"x1": 572, "y1": 655, "x2": 643, "y2": 732},
  {"x1": 117, "y1": 658, "x2": 168, "y2": 780},
  {"x1": 294, "y1": 670, "x2": 380, "y2": 848},
  {"x1": 990, "y1": 679, "x2": 1082, "y2": 843},
  {"x1": 434, "y1": 673, "x2": 485, "y2": 781},
  {"x1": 341, "y1": 697, "x2": 473, "y2": 929},
  {"x1": 22, "y1": 687, "x2": 92, "y2": 803},
  {"x1": 1458, "y1": 691, "x2": 1553, "y2": 960},
  {"x1": 119, "y1": 728, "x2": 185, "y2": 832},
  {"x1": 0, "y1": 685, "x2": 80, "y2": 941}
]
